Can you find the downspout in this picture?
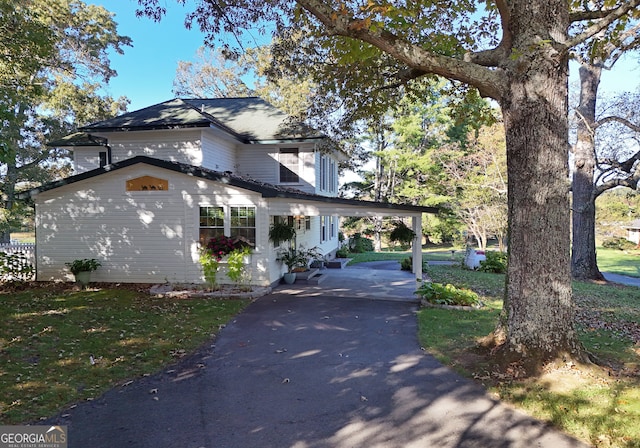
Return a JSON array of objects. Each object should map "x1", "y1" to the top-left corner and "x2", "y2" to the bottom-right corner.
[{"x1": 106, "y1": 144, "x2": 112, "y2": 164}]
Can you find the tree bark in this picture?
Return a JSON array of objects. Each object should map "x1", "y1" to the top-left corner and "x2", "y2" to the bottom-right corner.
[
  {"x1": 571, "y1": 64, "x2": 605, "y2": 281},
  {"x1": 497, "y1": 2, "x2": 585, "y2": 369}
]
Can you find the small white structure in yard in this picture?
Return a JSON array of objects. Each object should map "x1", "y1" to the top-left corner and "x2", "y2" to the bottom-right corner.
[
  {"x1": 626, "y1": 220, "x2": 640, "y2": 245},
  {"x1": 464, "y1": 248, "x2": 486, "y2": 270},
  {"x1": 19, "y1": 98, "x2": 436, "y2": 286}
]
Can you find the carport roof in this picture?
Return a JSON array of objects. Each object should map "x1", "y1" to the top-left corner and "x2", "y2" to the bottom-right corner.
[{"x1": 18, "y1": 156, "x2": 437, "y2": 215}]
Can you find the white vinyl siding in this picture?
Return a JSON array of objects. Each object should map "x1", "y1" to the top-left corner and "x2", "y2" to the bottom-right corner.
[
  {"x1": 236, "y1": 144, "x2": 277, "y2": 183},
  {"x1": 73, "y1": 146, "x2": 108, "y2": 173},
  {"x1": 34, "y1": 164, "x2": 269, "y2": 285},
  {"x1": 201, "y1": 130, "x2": 236, "y2": 172},
  {"x1": 106, "y1": 130, "x2": 202, "y2": 168},
  {"x1": 236, "y1": 144, "x2": 318, "y2": 195}
]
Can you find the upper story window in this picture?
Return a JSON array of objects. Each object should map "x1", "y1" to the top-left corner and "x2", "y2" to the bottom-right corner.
[
  {"x1": 319, "y1": 155, "x2": 337, "y2": 193},
  {"x1": 279, "y1": 148, "x2": 299, "y2": 183},
  {"x1": 126, "y1": 176, "x2": 169, "y2": 191}
]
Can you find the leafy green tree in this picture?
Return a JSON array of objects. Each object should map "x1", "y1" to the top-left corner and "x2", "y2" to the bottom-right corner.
[
  {"x1": 0, "y1": 0, "x2": 130, "y2": 242},
  {"x1": 595, "y1": 188, "x2": 640, "y2": 239},
  {"x1": 173, "y1": 46, "x2": 255, "y2": 98},
  {"x1": 174, "y1": 44, "x2": 315, "y2": 120},
  {"x1": 138, "y1": 0, "x2": 640, "y2": 372},
  {"x1": 440, "y1": 123, "x2": 508, "y2": 251}
]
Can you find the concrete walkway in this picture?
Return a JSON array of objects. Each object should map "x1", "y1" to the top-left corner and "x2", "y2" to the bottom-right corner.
[
  {"x1": 276, "y1": 261, "x2": 421, "y2": 302},
  {"x1": 603, "y1": 272, "x2": 640, "y2": 288},
  {"x1": 45, "y1": 264, "x2": 590, "y2": 447}
]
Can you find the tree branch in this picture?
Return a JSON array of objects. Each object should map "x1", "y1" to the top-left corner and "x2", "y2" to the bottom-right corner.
[
  {"x1": 295, "y1": 0, "x2": 506, "y2": 100},
  {"x1": 595, "y1": 116, "x2": 640, "y2": 133},
  {"x1": 595, "y1": 170, "x2": 640, "y2": 196},
  {"x1": 570, "y1": 9, "x2": 617, "y2": 22},
  {"x1": 565, "y1": 0, "x2": 640, "y2": 49}
]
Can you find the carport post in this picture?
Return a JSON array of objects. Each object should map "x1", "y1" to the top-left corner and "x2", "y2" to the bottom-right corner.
[{"x1": 411, "y1": 214, "x2": 422, "y2": 281}]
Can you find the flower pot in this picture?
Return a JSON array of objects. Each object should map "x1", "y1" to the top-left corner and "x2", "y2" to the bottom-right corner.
[
  {"x1": 283, "y1": 272, "x2": 296, "y2": 284},
  {"x1": 74, "y1": 271, "x2": 92, "y2": 287}
]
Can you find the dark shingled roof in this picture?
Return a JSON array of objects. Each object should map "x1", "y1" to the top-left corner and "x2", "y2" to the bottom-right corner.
[
  {"x1": 47, "y1": 132, "x2": 108, "y2": 147},
  {"x1": 76, "y1": 97, "x2": 325, "y2": 143},
  {"x1": 18, "y1": 156, "x2": 437, "y2": 215}
]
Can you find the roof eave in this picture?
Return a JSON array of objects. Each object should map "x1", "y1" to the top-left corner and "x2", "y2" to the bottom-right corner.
[
  {"x1": 18, "y1": 156, "x2": 438, "y2": 215},
  {"x1": 78, "y1": 123, "x2": 211, "y2": 133}
]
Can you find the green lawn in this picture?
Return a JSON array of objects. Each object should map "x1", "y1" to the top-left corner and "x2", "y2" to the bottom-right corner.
[
  {"x1": 419, "y1": 264, "x2": 640, "y2": 448},
  {"x1": 347, "y1": 247, "x2": 463, "y2": 264},
  {"x1": 596, "y1": 247, "x2": 640, "y2": 278},
  {"x1": 0, "y1": 285, "x2": 249, "y2": 424},
  {"x1": 347, "y1": 246, "x2": 640, "y2": 278}
]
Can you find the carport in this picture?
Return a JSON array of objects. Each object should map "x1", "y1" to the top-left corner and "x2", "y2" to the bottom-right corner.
[{"x1": 266, "y1": 195, "x2": 437, "y2": 281}]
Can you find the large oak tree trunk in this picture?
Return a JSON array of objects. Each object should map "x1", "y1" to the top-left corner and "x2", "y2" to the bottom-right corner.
[
  {"x1": 497, "y1": 1, "x2": 585, "y2": 369},
  {"x1": 571, "y1": 64, "x2": 605, "y2": 281}
]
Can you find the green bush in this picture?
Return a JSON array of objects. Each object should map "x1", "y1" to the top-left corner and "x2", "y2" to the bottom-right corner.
[
  {"x1": 415, "y1": 282, "x2": 481, "y2": 307},
  {"x1": 389, "y1": 221, "x2": 416, "y2": 249},
  {"x1": 401, "y1": 256, "x2": 427, "y2": 271},
  {"x1": 0, "y1": 252, "x2": 34, "y2": 282},
  {"x1": 602, "y1": 237, "x2": 636, "y2": 251},
  {"x1": 349, "y1": 233, "x2": 374, "y2": 253},
  {"x1": 478, "y1": 251, "x2": 508, "y2": 273},
  {"x1": 336, "y1": 246, "x2": 349, "y2": 258}
]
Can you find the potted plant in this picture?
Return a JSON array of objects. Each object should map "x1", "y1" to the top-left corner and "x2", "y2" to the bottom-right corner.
[
  {"x1": 65, "y1": 258, "x2": 101, "y2": 287},
  {"x1": 268, "y1": 220, "x2": 296, "y2": 246},
  {"x1": 276, "y1": 246, "x2": 323, "y2": 284},
  {"x1": 276, "y1": 247, "x2": 303, "y2": 284}
]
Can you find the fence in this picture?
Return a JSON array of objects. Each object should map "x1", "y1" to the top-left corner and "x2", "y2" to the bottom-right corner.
[{"x1": 0, "y1": 243, "x2": 36, "y2": 281}]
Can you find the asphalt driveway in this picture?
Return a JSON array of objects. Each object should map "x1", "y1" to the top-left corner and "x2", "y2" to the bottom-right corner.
[{"x1": 47, "y1": 292, "x2": 588, "y2": 447}]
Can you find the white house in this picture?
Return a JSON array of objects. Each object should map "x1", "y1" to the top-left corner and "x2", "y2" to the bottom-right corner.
[{"x1": 20, "y1": 97, "x2": 435, "y2": 286}]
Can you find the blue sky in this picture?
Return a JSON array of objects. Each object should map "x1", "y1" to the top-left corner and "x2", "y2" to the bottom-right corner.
[
  {"x1": 89, "y1": 1, "x2": 207, "y2": 111},
  {"x1": 91, "y1": 1, "x2": 639, "y2": 113}
]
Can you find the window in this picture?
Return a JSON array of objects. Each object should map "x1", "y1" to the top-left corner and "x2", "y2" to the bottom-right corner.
[
  {"x1": 320, "y1": 216, "x2": 328, "y2": 242},
  {"x1": 230, "y1": 206, "x2": 256, "y2": 244},
  {"x1": 199, "y1": 206, "x2": 225, "y2": 244},
  {"x1": 330, "y1": 216, "x2": 336, "y2": 238},
  {"x1": 279, "y1": 148, "x2": 299, "y2": 183},
  {"x1": 319, "y1": 155, "x2": 336, "y2": 193},
  {"x1": 320, "y1": 156, "x2": 327, "y2": 190},
  {"x1": 329, "y1": 159, "x2": 336, "y2": 192},
  {"x1": 199, "y1": 206, "x2": 257, "y2": 246},
  {"x1": 99, "y1": 151, "x2": 107, "y2": 168}
]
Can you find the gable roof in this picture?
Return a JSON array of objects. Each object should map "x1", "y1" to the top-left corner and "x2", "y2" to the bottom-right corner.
[
  {"x1": 18, "y1": 156, "x2": 437, "y2": 215},
  {"x1": 47, "y1": 132, "x2": 108, "y2": 148},
  {"x1": 75, "y1": 97, "x2": 325, "y2": 144},
  {"x1": 626, "y1": 219, "x2": 640, "y2": 229}
]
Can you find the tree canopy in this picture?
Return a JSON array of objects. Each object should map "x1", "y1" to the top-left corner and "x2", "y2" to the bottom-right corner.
[{"x1": 0, "y1": 0, "x2": 131, "y2": 240}]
